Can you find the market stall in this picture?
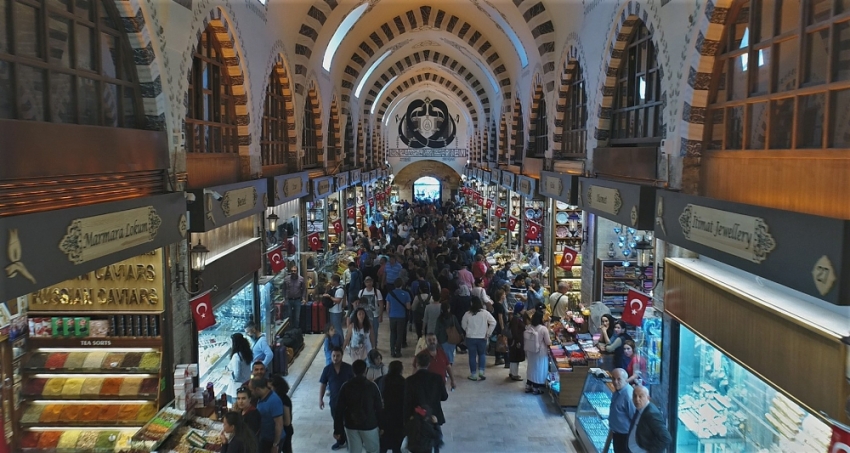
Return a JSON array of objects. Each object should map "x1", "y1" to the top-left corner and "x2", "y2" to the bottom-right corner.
[{"x1": 546, "y1": 325, "x2": 601, "y2": 408}]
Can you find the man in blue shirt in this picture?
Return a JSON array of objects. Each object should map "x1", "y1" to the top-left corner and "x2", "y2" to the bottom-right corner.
[
  {"x1": 607, "y1": 368, "x2": 636, "y2": 453},
  {"x1": 249, "y1": 376, "x2": 285, "y2": 453},
  {"x1": 386, "y1": 279, "x2": 411, "y2": 358},
  {"x1": 245, "y1": 321, "x2": 273, "y2": 371},
  {"x1": 319, "y1": 347, "x2": 355, "y2": 451},
  {"x1": 381, "y1": 254, "x2": 403, "y2": 294}
]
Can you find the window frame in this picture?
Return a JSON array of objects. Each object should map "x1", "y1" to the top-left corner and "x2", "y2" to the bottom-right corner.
[
  {"x1": 512, "y1": 103, "x2": 524, "y2": 163},
  {"x1": 528, "y1": 94, "x2": 548, "y2": 158},
  {"x1": 559, "y1": 62, "x2": 588, "y2": 158},
  {"x1": 301, "y1": 97, "x2": 319, "y2": 168},
  {"x1": 260, "y1": 70, "x2": 291, "y2": 169}
]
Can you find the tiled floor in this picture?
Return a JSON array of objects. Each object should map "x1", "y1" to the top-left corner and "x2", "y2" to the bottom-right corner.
[{"x1": 289, "y1": 320, "x2": 582, "y2": 452}]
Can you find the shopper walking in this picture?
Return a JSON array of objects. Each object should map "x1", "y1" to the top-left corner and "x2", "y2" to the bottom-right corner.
[
  {"x1": 336, "y1": 359, "x2": 383, "y2": 453},
  {"x1": 628, "y1": 385, "x2": 672, "y2": 453},
  {"x1": 420, "y1": 288, "x2": 443, "y2": 336},
  {"x1": 607, "y1": 368, "x2": 635, "y2": 453},
  {"x1": 244, "y1": 322, "x2": 273, "y2": 370},
  {"x1": 344, "y1": 307, "x2": 373, "y2": 362},
  {"x1": 461, "y1": 297, "x2": 496, "y2": 381},
  {"x1": 410, "y1": 284, "x2": 432, "y2": 339},
  {"x1": 319, "y1": 347, "x2": 355, "y2": 451},
  {"x1": 249, "y1": 377, "x2": 285, "y2": 453},
  {"x1": 269, "y1": 375, "x2": 293, "y2": 453},
  {"x1": 365, "y1": 349, "x2": 388, "y2": 382},
  {"x1": 375, "y1": 361, "x2": 406, "y2": 453},
  {"x1": 324, "y1": 274, "x2": 346, "y2": 340},
  {"x1": 523, "y1": 310, "x2": 551, "y2": 394},
  {"x1": 434, "y1": 302, "x2": 460, "y2": 365},
  {"x1": 358, "y1": 276, "x2": 384, "y2": 346},
  {"x1": 507, "y1": 303, "x2": 527, "y2": 381},
  {"x1": 219, "y1": 411, "x2": 259, "y2": 453},
  {"x1": 226, "y1": 334, "x2": 254, "y2": 402},
  {"x1": 281, "y1": 265, "x2": 306, "y2": 328},
  {"x1": 234, "y1": 387, "x2": 260, "y2": 439},
  {"x1": 386, "y1": 279, "x2": 412, "y2": 358},
  {"x1": 404, "y1": 354, "x2": 448, "y2": 450},
  {"x1": 413, "y1": 333, "x2": 456, "y2": 390}
]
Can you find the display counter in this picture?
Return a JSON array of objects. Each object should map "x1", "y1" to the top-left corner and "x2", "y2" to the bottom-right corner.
[
  {"x1": 574, "y1": 370, "x2": 614, "y2": 453},
  {"x1": 197, "y1": 282, "x2": 254, "y2": 394},
  {"x1": 546, "y1": 330, "x2": 600, "y2": 407}
]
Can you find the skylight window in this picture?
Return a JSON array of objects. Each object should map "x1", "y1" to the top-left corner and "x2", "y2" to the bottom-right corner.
[
  {"x1": 355, "y1": 50, "x2": 391, "y2": 98},
  {"x1": 480, "y1": 2, "x2": 528, "y2": 68},
  {"x1": 372, "y1": 75, "x2": 399, "y2": 114},
  {"x1": 322, "y1": 3, "x2": 368, "y2": 71},
  {"x1": 739, "y1": 28, "x2": 765, "y2": 71}
]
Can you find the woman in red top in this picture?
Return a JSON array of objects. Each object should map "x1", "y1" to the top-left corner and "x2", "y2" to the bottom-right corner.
[
  {"x1": 623, "y1": 339, "x2": 647, "y2": 385},
  {"x1": 472, "y1": 254, "x2": 488, "y2": 280}
]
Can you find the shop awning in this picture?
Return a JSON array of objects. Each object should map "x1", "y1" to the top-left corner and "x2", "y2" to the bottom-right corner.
[
  {"x1": 335, "y1": 171, "x2": 351, "y2": 191},
  {"x1": 499, "y1": 170, "x2": 516, "y2": 191},
  {"x1": 655, "y1": 189, "x2": 850, "y2": 306},
  {"x1": 539, "y1": 170, "x2": 579, "y2": 205},
  {"x1": 311, "y1": 176, "x2": 335, "y2": 200},
  {"x1": 268, "y1": 171, "x2": 309, "y2": 207},
  {"x1": 188, "y1": 179, "x2": 269, "y2": 232},
  {"x1": 0, "y1": 192, "x2": 186, "y2": 302},
  {"x1": 578, "y1": 177, "x2": 656, "y2": 229}
]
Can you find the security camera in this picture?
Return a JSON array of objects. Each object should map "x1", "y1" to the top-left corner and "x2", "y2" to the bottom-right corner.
[
  {"x1": 203, "y1": 189, "x2": 224, "y2": 201},
  {"x1": 185, "y1": 192, "x2": 197, "y2": 203}
]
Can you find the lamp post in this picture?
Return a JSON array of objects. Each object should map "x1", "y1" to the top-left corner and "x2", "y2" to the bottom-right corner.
[
  {"x1": 267, "y1": 213, "x2": 279, "y2": 232},
  {"x1": 190, "y1": 240, "x2": 210, "y2": 273}
]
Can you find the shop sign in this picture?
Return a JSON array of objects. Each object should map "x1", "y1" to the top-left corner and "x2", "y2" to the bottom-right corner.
[
  {"x1": 350, "y1": 169, "x2": 361, "y2": 184},
  {"x1": 655, "y1": 189, "x2": 850, "y2": 306},
  {"x1": 270, "y1": 172, "x2": 309, "y2": 206},
  {"x1": 221, "y1": 187, "x2": 258, "y2": 218},
  {"x1": 579, "y1": 177, "x2": 656, "y2": 230},
  {"x1": 500, "y1": 171, "x2": 514, "y2": 190},
  {"x1": 189, "y1": 179, "x2": 268, "y2": 232},
  {"x1": 29, "y1": 249, "x2": 163, "y2": 312},
  {"x1": 540, "y1": 171, "x2": 579, "y2": 205},
  {"x1": 336, "y1": 172, "x2": 349, "y2": 191},
  {"x1": 313, "y1": 177, "x2": 334, "y2": 199},
  {"x1": 57, "y1": 207, "x2": 161, "y2": 265},
  {"x1": 585, "y1": 186, "x2": 622, "y2": 216},
  {"x1": 517, "y1": 176, "x2": 537, "y2": 199}
]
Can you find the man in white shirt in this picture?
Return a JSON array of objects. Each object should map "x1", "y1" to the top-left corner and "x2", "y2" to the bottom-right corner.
[
  {"x1": 324, "y1": 274, "x2": 346, "y2": 339},
  {"x1": 547, "y1": 281, "x2": 571, "y2": 322}
]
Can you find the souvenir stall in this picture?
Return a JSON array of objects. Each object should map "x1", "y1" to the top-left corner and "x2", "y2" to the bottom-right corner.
[
  {"x1": 477, "y1": 170, "x2": 493, "y2": 232},
  {"x1": 516, "y1": 175, "x2": 545, "y2": 274},
  {"x1": 485, "y1": 169, "x2": 500, "y2": 236},
  {"x1": 498, "y1": 170, "x2": 519, "y2": 251},
  {"x1": 470, "y1": 170, "x2": 487, "y2": 228},
  {"x1": 327, "y1": 172, "x2": 350, "y2": 250},
  {"x1": 306, "y1": 176, "x2": 334, "y2": 256},
  {"x1": 539, "y1": 171, "x2": 583, "y2": 299}
]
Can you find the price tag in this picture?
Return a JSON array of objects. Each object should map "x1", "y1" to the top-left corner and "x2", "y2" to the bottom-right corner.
[{"x1": 811, "y1": 255, "x2": 836, "y2": 296}]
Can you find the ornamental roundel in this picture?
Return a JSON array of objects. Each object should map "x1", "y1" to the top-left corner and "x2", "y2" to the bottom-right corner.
[{"x1": 398, "y1": 97, "x2": 457, "y2": 149}]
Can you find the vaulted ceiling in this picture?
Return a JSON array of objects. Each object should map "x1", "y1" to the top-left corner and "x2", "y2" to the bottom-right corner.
[{"x1": 274, "y1": 0, "x2": 557, "y2": 130}]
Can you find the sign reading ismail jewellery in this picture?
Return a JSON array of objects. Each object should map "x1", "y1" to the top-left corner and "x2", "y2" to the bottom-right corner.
[
  {"x1": 654, "y1": 190, "x2": 850, "y2": 306},
  {"x1": 0, "y1": 192, "x2": 185, "y2": 303},
  {"x1": 539, "y1": 171, "x2": 579, "y2": 205},
  {"x1": 269, "y1": 172, "x2": 309, "y2": 206},
  {"x1": 578, "y1": 177, "x2": 656, "y2": 230},
  {"x1": 188, "y1": 179, "x2": 268, "y2": 232}
]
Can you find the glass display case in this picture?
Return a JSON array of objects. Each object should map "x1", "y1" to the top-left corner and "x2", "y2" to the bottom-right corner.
[
  {"x1": 575, "y1": 371, "x2": 614, "y2": 453},
  {"x1": 632, "y1": 316, "x2": 662, "y2": 385},
  {"x1": 675, "y1": 327, "x2": 831, "y2": 453},
  {"x1": 197, "y1": 283, "x2": 255, "y2": 389},
  {"x1": 259, "y1": 280, "x2": 274, "y2": 337}
]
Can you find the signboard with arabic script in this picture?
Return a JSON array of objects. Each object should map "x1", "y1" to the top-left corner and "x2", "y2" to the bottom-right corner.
[
  {"x1": 654, "y1": 189, "x2": 850, "y2": 306},
  {"x1": 578, "y1": 177, "x2": 656, "y2": 230}
]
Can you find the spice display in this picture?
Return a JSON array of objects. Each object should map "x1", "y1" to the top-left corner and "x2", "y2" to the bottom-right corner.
[
  {"x1": 83, "y1": 351, "x2": 107, "y2": 369},
  {"x1": 97, "y1": 404, "x2": 121, "y2": 421},
  {"x1": 115, "y1": 431, "x2": 134, "y2": 449},
  {"x1": 23, "y1": 378, "x2": 47, "y2": 395},
  {"x1": 36, "y1": 431, "x2": 61, "y2": 448},
  {"x1": 100, "y1": 377, "x2": 123, "y2": 395},
  {"x1": 139, "y1": 352, "x2": 161, "y2": 369},
  {"x1": 117, "y1": 404, "x2": 141, "y2": 420},
  {"x1": 80, "y1": 404, "x2": 100, "y2": 421},
  {"x1": 42, "y1": 378, "x2": 67, "y2": 396},
  {"x1": 20, "y1": 404, "x2": 45, "y2": 423},
  {"x1": 76, "y1": 430, "x2": 99, "y2": 448},
  {"x1": 63, "y1": 351, "x2": 88, "y2": 369},
  {"x1": 56, "y1": 430, "x2": 81, "y2": 448},
  {"x1": 39, "y1": 404, "x2": 64, "y2": 423},
  {"x1": 135, "y1": 403, "x2": 158, "y2": 421},
  {"x1": 119, "y1": 377, "x2": 143, "y2": 396},
  {"x1": 26, "y1": 352, "x2": 49, "y2": 369},
  {"x1": 95, "y1": 431, "x2": 119, "y2": 449},
  {"x1": 102, "y1": 352, "x2": 125, "y2": 369},
  {"x1": 139, "y1": 377, "x2": 159, "y2": 395},
  {"x1": 44, "y1": 352, "x2": 69, "y2": 369},
  {"x1": 61, "y1": 378, "x2": 85, "y2": 396},
  {"x1": 59, "y1": 404, "x2": 83, "y2": 421},
  {"x1": 120, "y1": 352, "x2": 143, "y2": 368},
  {"x1": 20, "y1": 431, "x2": 40, "y2": 448},
  {"x1": 81, "y1": 377, "x2": 104, "y2": 396}
]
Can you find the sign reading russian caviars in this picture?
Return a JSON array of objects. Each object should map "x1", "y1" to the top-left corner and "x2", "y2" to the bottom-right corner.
[{"x1": 654, "y1": 189, "x2": 850, "y2": 306}]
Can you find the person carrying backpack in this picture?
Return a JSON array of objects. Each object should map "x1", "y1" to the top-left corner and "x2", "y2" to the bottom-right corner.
[
  {"x1": 410, "y1": 284, "x2": 432, "y2": 339},
  {"x1": 523, "y1": 310, "x2": 551, "y2": 395},
  {"x1": 403, "y1": 405, "x2": 443, "y2": 453},
  {"x1": 346, "y1": 261, "x2": 363, "y2": 307},
  {"x1": 324, "y1": 274, "x2": 346, "y2": 339}
]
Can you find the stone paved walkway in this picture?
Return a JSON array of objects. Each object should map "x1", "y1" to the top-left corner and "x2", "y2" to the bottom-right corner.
[{"x1": 289, "y1": 320, "x2": 581, "y2": 452}]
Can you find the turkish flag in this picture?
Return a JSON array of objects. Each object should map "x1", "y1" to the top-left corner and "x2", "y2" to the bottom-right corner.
[
  {"x1": 347, "y1": 207, "x2": 356, "y2": 219},
  {"x1": 559, "y1": 246, "x2": 578, "y2": 270},
  {"x1": 495, "y1": 206, "x2": 505, "y2": 218},
  {"x1": 332, "y1": 218, "x2": 343, "y2": 234},
  {"x1": 830, "y1": 424, "x2": 850, "y2": 453},
  {"x1": 368, "y1": 197, "x2": 374, "y2": 207},
  {"x1": 485, "y1": 199, "x2": 493, "y2": 209},
  {"x1": 190, "y1": 292, "x2": 216, "y2": 331},
  {"x1": 376, "y1": 192, "x2": 384, "y2": 201},
  {"x1": 525, "y1": 221, "x2": 541, "y2": 240},
  {"x1": 308, "y1": 232, "x2": 322, "y2": 251},
  {"x1": 507, "y1": 216, "x2": 518, "y2": 231},
  {"x1": 359, "y1": 205, "x2": 367, "y2": 215},
  {"x1": 477, "y1": 197, "x2": 484, "y2": 207},
  {"x1": 267, "y1": 247, "x2": 286, "y2": 274},
  {"x1": 385, "y1": 186, "x2": 391, "y2": 196},
  {"x1": 622, "y1": 289, "x2": 651, "y2": 327}
]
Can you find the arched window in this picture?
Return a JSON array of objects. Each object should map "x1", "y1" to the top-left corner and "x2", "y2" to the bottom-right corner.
[
  {"x1": 344, "y1": 116, "x2": 354, "y2": 167},
  {"x1": 512, "y1": 102, "x2": 524, "y2": 163},
  {"x1": 611, "y1": 22, "x2": 663, "y2": 144},
  {"x1": 529, "y1": 94, "x2": 547, "y2": 158},
  {"x1": 326, "y1": 117, "x2": 337, "y2": 168},
  {"x1": 560, "y1": 62, "x2": 588, "y2": 158},
  {"x1": 261, "y1": 71, "x2": 290, "y2": 170},
  {"x1": 707, "y1": 0, "x2": 850, "y2": 150},
  {"x1": 302, "y1": 97, "x2": 318, "y2": 167},
  {"x1": 187, "y1": 27, "x2": 238, "y2": 153},
  {"x1": 499, "y1": 117, "x2": 508, "y2": 163},
  {"x1": 0, "y1": 0, "x2": 143, "y2": 126},
  {"x1": 488, "y1": 125, "x2": 497, "y2": 162}
]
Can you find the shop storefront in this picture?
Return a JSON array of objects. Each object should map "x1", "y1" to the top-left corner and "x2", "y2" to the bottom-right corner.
[
  {"x1": 186, "y1": 179, "x2": 266, "y2": 397},
  {"x1": 306, "y1": 176, "x2": 334, "y2": 257},
  {"x1": 516, "y1": 175, "x2": 545, "y2": 270},
  {"x1": 539, "y1": 171, "x2": 582, "y2": 296},
  {"x1": 487, "y1": 169, "x2": 501, "y2": 236},
  {"x1": 345, "y1": 170, "x2": 365, "y2": 240},
  {"x1": 498, "y1": 170, "x2": 519, "y2": 251},
  {"x1": 0, "y1": 193, "x2": 185, "y2": 451},
  {"x1": 329, "y1": 171, "x2": 350, "y2": 249}
]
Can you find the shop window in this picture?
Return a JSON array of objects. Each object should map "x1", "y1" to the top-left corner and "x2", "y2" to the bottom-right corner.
[
  {"x1": 559, "y1": 62, "x2": 588, "y2": 158},
  {"x1": 302, "y1": 97, "x2": 319, "y2": 168},
  {"x1": 528, "y1": 94, "x2": 548, "y2": 158},
  {"x1": 343, "y1": 116, "x2": 355, "y2": 167},
  {"x1": 706, "y1": 0, "x2": 850, "y2": 150},
  {"x1": 0, "y1": 0, "x2": 143, "y2": 126},
  {"x1": 261, "y1": 71, "x2": 291, "y2": 169},
  {"x1": 512, "y1": 103, "x2": 525, "y2": 163},
  {"x1": 187, "y1": 27, "x2": 238, "y2": 153},
  {"x1": 610, "y1": 22, "x2": 663, "y2": 145}
]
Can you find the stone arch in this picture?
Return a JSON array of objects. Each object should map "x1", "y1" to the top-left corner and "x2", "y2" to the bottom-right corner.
[
  {"x1": 499, "y1": 114, "x2": 508, "y2": 162},
  {"x1": 512, "y1": 0, "x2": 557, "y2": 90},
  {"x1": 357, "y1": 120, "x2": 366, "y2": 166},
  {"x1": 184, "y1": 8, "x2": 252, "y2": 153},
  {"x1": 340, "y1": 5, "x2": 511, "y2": 104},
  {"x1": 510, "y1": 96, "x2": 525, "y2": 163},
  {"x1": 263, "y1": 52, "x2": 297, "y2": 149},
  {"x1": 592, "y1": 1, "x2": 666, "y2": 147},
  {"x1": 528, "y1": 79, "x2": 547, "y2": 158},
  {"x1": 303, "y1": 81, "x2": 325, "y2": 168},
  {"x1": 553, "y1": 43, "x2": 585, "y2": 148},
  {"x1": 376, "y1": 72, "x2": 479, "y2": 124},
  {"x1": 327, "y1": 96, "x2": 341, "y2": 170},
  {"x1": 294, "y1": 0, "x2": 339, "y2": 96},
  {"x1": 393, "y1": 159, "x2": 462, "y2": 200}
]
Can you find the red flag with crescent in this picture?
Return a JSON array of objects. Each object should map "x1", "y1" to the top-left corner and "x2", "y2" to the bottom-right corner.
[
  {"x1": 507, "y1": 216, "x2": 518, "y2": 231},
  {"x1": 359, "y1": 205, "x2": 367, "y2": 215},
  {"x1": 525, "y1": 221, "x2": 541, "y2": 240},
  {"x1": 267, "y1": 246, "x2": 286, "y2": 274},
  {"x1": 347, "y1": 207, "x2": 356, "y2": 219},
  {"x1": 495, "y1": 206, "x2": 505, "y2": 218},
  {"x1": 368, "y1": 197, "x2": 374, "y2": 207},
  {"x1": 485, "y1": 199, "x2": 493, "y2": 209},
  {"x1": 622, "y1": 289, "x2": 650, "y2": 327},
  {"x1": 308, "y1": 232, "x2": 322, "y2": 251},
  {"x1": 559, "y1": 246, "x2": 578, "y2": 270},
  {"x1": 830, "y1": 424, "x2": 850, "y2": 453},
  {"x1": 386, "y1": 186, "x2": 392, "y2": 196},
  {"x1": 476, "y1": 195, "x2": 484, "y2": 206},
  {"x1": 190, "y1": 292, "x2": 216, "y2": 331},
  {"x1": 332, "y1": 218, "x2": 343, "y2": 234},
  {"x1": 376, "y1": 192, "x2": 384, "y2": 201}
]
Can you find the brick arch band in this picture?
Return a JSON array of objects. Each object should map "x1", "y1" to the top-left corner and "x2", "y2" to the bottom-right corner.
[
  {"x1": 499, "y1": 114, "x2": 508, "y2": 162},
  {"x1": 593, "y1": 2, "x2": 663, "y2": 146},
  {"x1": 305, "y1": 84, "x2": 325, "y2": 167},
  {"x1": 294, "y1": 0, "x2": 339, "y2": 96},
  {"x1": 376, "y1": 73, "x2": 479, "y2": 125},
  {"x1": 340, "y1": 5, "x2": 512, "y2": 104},
  {"x1": 328, "y1": 97, "x2": 341, "y2": 169},
  {"x1": 510, "y1": 97, "x2": 524, "y2": 160},
  {"x1": 363, "y1": 49, "x2": 491, "y2": 117},
  {"x1": 528, "y1": 82, "x2": 546, "y2": 157},
  {"x1": 186, "y1": 10, "x2": 251, "y2": 151},
  {"x1": 552, "y1": 45, "x2": 583, "y2": 148},
  {"x1": 267, "y1": 54, "x2": 297, "y2": 149},
  {"x1": 512, "y1": 0, "x2": 556, "y2": 91},
  {"x1": 357, "y1": 121, "x2": 366, "y2": 166}
]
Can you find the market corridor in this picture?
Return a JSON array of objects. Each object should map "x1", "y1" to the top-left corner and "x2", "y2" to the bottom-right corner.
[{"x1": 289, "y1": 320, "x2": 581, "y2": 452}]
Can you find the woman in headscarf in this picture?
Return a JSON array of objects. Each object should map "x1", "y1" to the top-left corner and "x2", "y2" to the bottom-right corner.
[{"x1": 507, "y1": 303, "x2": 527, "y2": 382}]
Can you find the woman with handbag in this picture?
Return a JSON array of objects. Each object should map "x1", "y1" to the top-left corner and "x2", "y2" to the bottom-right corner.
[
  {"x1": 489, "y1": 288, "x2": 508, "y2": 367},
  {"x1": 524, "y1": 310, "x2": 552, "y2": 394},
  {"x1": 434, "y1": 302, "x2": 462, "y2": 365},
  {"x1": 344, "y1": 307, "x2": 373, "y2": 362},
  {"x1": 461, "y1": 297, "x2": 496, "y2": 381},
  {"x1": 226, "y1": 334, "x2": 253, "y2": 403},
  {"x1": 507, "y1": 303, "x2": 527, "y2": 381}
]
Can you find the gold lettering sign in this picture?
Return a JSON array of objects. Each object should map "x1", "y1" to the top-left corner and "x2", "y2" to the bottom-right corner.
[
  {"x1": 317, "y1": 179, "x2": 331, "y2": 195},
  {"x1": 543, "y1": 175, "x2": 562, "y2": 196},
  {"x1": 585, "y1": 186, "x2": 622, "y2": 216},
  {"x1": 502, "y1": 173, "x2": 512, "y2": 186},
  {"x1": 677, "y1": 204, "x2": 777, "y2": 263},
  {"x1": 221, "y1": 187, "x2": 258, "y2": 218},
  {"x1": 283, "y1": 176, "x2": 303, "y2": 198},
  {"x1": 519, "y1": 179, "x2": 531, "y2": 195},
  {"x1": 59, "y1": 207, "x2": 162, "y2": 264},
  {"x1": 29, "y1": 250, "x2": 163, "y2": 312}
]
